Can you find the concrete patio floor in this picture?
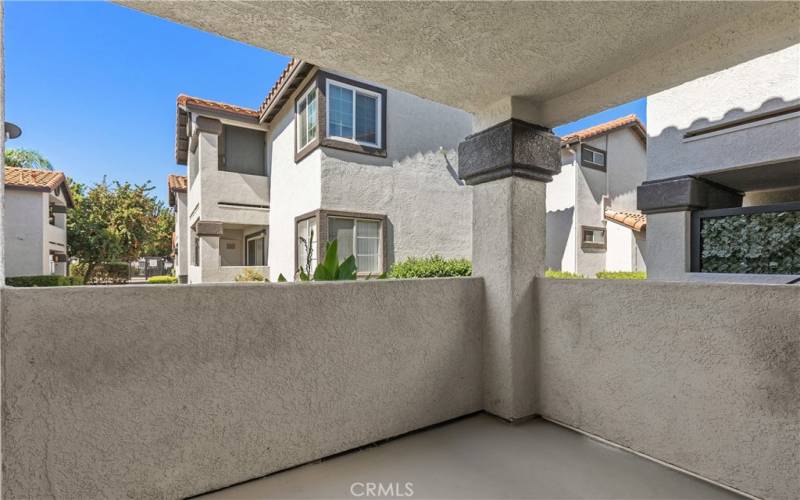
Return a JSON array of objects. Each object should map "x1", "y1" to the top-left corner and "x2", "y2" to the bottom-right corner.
[{"x1": 199, "y1": 413, "x2": 742, "y2": 499}]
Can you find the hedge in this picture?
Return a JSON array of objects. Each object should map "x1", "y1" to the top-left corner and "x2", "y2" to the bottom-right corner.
[
  {"x1": 146, "y1": 275, "x2": 177, "y2": 284},
  {"x1": 545, "y1": 269, "x2": 584, "y2": 279},
  {"x1": 77, "y1": 262, "x2": 130, "y2": 284},
  {"x1": 700, "y1": 210, "x2": 800, "y2": 274},
  {"x1": 596, "y1": 271, "x2": 646, "y2": 280},
  {"x1": 234, "y1": 268, "x2": 267, "y2": 282},
  {"x1": 389, "y1": 256, "x2": 472, "y2": 278},
  {"x1": 6, "y1": 275, "x2": 84, "y2": 287}
]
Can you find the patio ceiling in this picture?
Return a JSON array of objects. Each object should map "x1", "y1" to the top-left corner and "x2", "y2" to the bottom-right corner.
[{"x1": 120, "y1": 1, "x2": 799, "y2": 127}]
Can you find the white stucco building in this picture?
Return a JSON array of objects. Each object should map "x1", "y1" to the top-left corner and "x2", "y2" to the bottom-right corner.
[
  {"x1": 3, "y1": 166, "x2": 72, "y2": 277},
  {"x1": 641, "y1": 44, "x2": 800, "y2": 282},
  {"x1": 546, "y1": 115, "x2": 647, "y2": 277},
  {"x1": 170, "y1": 61, "x2": 473, "y2": 283}
]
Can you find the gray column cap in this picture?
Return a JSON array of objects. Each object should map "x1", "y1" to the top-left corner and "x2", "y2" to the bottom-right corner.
[
  {"x1": 637, "y1": 176, "x2": 742, "y2": 214},
  {"x1": 458, "y1": 119, "x2": 561, "y2": 185},
  {"x1": 193, "y1": 221, "x2": 224, "y2": 237}
]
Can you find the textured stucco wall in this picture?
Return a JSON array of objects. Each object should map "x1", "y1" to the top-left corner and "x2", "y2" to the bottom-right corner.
[
  {"x1": 3, "y1": 189, "x2": 46, "y2": 277},
  {"x1": 265, "y1": 78, "x2": 323, "y2": 281},
  {"x1": 320, "y1": 85, "x2": 473, "y2": 267},
  {"x1": 1, "y1": 278, "x2": 483, "y2": 499},
  {"x1": 536, "y1": 278, "x2": 800, "y2": 500},
  {"x1": 648, "y1": 44, "x2": 800, "y2": 181},
  {"x1": 545, "y1": 153, "x2": 576, "y2": 272},
  {"x1": 175, "y1": 191, "x2": 188, "y2": 278}
]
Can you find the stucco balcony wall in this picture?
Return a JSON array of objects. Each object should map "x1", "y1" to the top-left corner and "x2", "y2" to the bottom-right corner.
[
  {"x1": 0, "y1": 279, "x2": 483, "y2": 499},
  {"x1": 200, "y1": 170, "x2": 270, "y2": 226},
  {"x1": 46, "y1": 223, "x2": 66, "y2": 250},
  {"x1": 535, "y1": 278, "x2": 800, "y2": 500}
]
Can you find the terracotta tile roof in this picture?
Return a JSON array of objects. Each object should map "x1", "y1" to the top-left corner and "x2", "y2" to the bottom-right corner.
[
  {"x1": 167, "y1": 174, "x2": 187, "y2": 192},
  {"x1": 167, "y1": 174, "x2": 187, "y2": 208},
  {"x1": 5, "y1": 166, "x2": 73, "y2": 207},
  {"x1": 259, "y1": 58, "x2": 302, "y2": 117},
  {"x1": 604, "y1": 208, "x2": 647, "y2": 232},
  {"x1": 560, "y1": 114, "x2": 646, "y2": 145},
  {"x1": 176, "y1": 94, "x2": 259, "y2": 118},
  {"x1": 5, "y1": 166, "x2": 66, "y2": 190}
]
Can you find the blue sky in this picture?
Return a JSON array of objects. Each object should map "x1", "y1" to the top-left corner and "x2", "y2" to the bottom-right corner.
[{"x1": 5, "y1": 2, "x2": 644, "y2": 203}]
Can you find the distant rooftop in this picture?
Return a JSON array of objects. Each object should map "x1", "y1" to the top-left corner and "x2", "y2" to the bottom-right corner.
[{"x1": 560, "y1": 114, "x2": 646, "y2": 145}]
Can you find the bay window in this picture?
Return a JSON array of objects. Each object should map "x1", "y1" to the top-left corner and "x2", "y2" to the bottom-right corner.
[
  {"x1": 296, "y1": 217, "x2": 318, "y2": 275},
  {"x1": 296, "y1": 86, "x2": 318, "y2": 151},
  {"x1": 294, "y1": 72, "x2": 387, "y2": 161},
  {"x1": 326, "y1": 80, "x2": 380, "y2": 147},
  {"x1": 328, "y1": 217, "x2": 381, "y2": 274}
]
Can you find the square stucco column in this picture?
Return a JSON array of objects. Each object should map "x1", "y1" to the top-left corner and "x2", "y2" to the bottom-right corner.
[{"x1": 459, "y1": 119, "x2": 560, "y2": 420}]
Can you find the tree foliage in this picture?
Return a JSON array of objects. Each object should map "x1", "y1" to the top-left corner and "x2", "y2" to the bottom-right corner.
[
  {"x1": 67, "y1": 178, "x2": 175, "y2": 281},
  {"x1": 4, "y1": 148, "x2": 53, "y2": 170}
]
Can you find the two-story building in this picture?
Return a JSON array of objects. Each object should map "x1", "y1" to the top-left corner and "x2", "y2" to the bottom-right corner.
[
  {"x1": 641, "y1": 44, "x2": 800, "y2": 282},
  {"x1": 170, "y1": 60, "x2": 473, "y2": 283},
  {"x1": 546, "y1": 115, "x2": 648, "y2": 277},
  {"x1": 3, "y1": 166, "x2": 73, "y2": 277}
]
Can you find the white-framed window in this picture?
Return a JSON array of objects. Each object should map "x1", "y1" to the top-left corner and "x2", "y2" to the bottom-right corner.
[
  {"x1": 581, "y1": 226, "x2": 606, "y2": 250},
  {"x1": 326, "y1": 79, "x2": 381, "y2": 148},
  {"x1": 296, "y1": 86, "x2": 318, "y2": 151},
  {"x1": 327, "y1": 217, "x2": 381, "y2": 274},
  {"x1": 246, "y1": 234, "x2": 266, "y2": 266},
  {"x1": 296, "y1": 218, "x2": 318, "y2": 274}
]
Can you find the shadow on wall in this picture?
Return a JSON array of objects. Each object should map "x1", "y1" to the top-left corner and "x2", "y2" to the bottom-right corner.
[
  {"x1": 545, "y1": 207, "x2": 574, "y2": 271},
  {"x1": 648, "y1": 95, "x2": 800, "y2": 190},
  {"x1": 657, "y1": 96, "x2": 799, "y2": 134}
]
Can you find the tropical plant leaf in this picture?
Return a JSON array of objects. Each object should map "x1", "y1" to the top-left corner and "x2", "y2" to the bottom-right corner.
[
  {"x1": 277, "y1": 273, "x2": 288, "y2": 282},
  {"x1": 337, "y1": 255, "x2": 358, "y2": 280}
]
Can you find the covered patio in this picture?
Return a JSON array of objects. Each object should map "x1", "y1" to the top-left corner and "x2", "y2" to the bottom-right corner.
[
  {"x1": 202, "y1": 413, "x2": 740, "y2": 500},
  {"x1": 1, "y1": 2, "x2": 798, "y2": 500}
]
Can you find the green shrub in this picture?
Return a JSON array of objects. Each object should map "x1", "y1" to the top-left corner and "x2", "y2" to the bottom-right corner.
[
  {"x1": 69, "y1": 261, "x2": 88, "y2": 278},
  {"x1": 545, "y1": 269, "x2": 585, "y2": 279},
  {"x1": 234, "y1": 268, "x2": 267, "y2": 282},
  {"x1": 596, "y1": 271, "x2": 647, "y2": 280},
  {"x1": 146, "y1": 275, "x2": 177, "y2": 284},
  {"x1": 389, "y1": 255, "x2": 472, "y2": 279},
  {"x1": 6, "y1": 275, "x2": 84, "y2": 287},
  {"x1": 87, "y1": 262, "x2": 129, "y2": 284},
  {"x1": 298, "y1": 240, "x2": 360, "y2": 281}
]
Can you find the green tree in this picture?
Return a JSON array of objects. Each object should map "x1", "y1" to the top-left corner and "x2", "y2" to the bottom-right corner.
[
  {"x1": 4, "y1": 148, "x2": 53, "y2": 170},
  {"x1": 67, "y1": 178, "x2": 175, "y2": 282}
]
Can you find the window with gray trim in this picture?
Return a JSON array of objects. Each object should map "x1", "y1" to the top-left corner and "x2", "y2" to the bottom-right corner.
[
  {"x1": 296, "y1": 86, "x2": 318, "y2": 151},
  {"x1": 246, "y1": 233, "x2": 266, "y2": 266},
  {"x1": 581, "y1": 226, "x2": 606, "y2": 250},
  {"x1": 581, "y1": 144, "x2": 606, "y2": 170},
  {"x1": 327, "y1": 216, "x2": 381, "y2": 273},
  {"x1": 294, "y1": 72, "x2": 387, "y2": 162},
  {"x1": 219, "y1": 125, "x2": 266, "y2": 176}
]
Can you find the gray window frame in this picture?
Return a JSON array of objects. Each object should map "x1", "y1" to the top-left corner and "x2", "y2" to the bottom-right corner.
[
  {"x1": 581, "y1": 144, "x2": 607, "y2": 171},
  {"x1": 581, "y1": 225, "x2": 607, "y2": 251}
]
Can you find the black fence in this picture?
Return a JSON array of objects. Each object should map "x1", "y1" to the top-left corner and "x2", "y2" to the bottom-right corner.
[
  {"x1": 129, "y1": 257, "x2": 173, "y2": 279},
  {"x1": 691, "y1": 201, "x2": 800, "y2": 274}
]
